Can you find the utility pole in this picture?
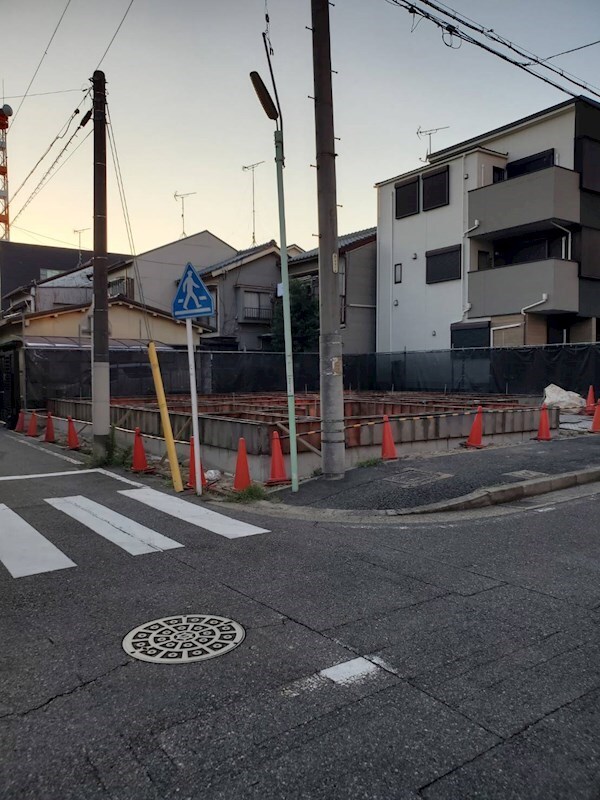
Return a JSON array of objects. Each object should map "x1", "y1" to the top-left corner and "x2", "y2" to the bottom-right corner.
[
  {"x1": 311, "y1": 0, "x2": 345, "y2": 479},
  {"x1": 92, "y1": 70, "x2": 109, "y2": 460},
  {"x1": 242, "y1": 161, "x2": 265, "y2": 246}
]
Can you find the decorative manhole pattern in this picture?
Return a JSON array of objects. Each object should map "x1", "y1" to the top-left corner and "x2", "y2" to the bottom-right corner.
[
  {"x1": 384, "y1": 468, "x2": 453, "y2": 488},
  {"x1": 122, "y1": 614, "x2": 245, "y2": 664}
]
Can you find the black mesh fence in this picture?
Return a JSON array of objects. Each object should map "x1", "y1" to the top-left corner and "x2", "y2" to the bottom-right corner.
[{"x1": 15, "y1": 343, "x2": 600, "y2": 406}]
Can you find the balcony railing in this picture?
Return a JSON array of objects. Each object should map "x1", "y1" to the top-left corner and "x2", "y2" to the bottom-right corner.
[{"x1": 243, "y1": 306, "x2": 272, "y2": 321}]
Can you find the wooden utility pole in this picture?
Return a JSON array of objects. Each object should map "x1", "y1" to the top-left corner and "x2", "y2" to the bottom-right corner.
[
  {"x1": 311, "y1": 0, "x2": 345, "y2": 479},
  {"x1": 92, "y1": 70, "x2": 109, "y2": 459}
]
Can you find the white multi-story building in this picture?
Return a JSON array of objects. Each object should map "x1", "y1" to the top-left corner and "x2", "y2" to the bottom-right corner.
[{"x1": 376, "y1": 96, "x2": 600, "y2": 351}]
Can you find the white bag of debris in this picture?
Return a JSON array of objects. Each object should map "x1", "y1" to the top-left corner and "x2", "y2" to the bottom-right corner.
[{"x1": 543, "y1": 383, "x2": 585, "y2": 412}]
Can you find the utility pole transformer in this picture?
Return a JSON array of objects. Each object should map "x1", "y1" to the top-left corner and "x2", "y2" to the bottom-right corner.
[
  {"x1": 92, "y1": 70, "x2": 110, "y2": 460},
  {"x1": 311, "y1": 0, "x2": 345, "y2": 479}
]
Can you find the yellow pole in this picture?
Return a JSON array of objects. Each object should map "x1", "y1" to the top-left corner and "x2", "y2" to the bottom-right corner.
[{"x1": 147, "y1": 341, "x2": 183, "y2": 492}]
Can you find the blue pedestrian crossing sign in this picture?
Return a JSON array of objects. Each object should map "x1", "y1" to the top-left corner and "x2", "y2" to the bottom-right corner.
[{"x1": 172, "y1": 263, "x2": 214, "y2": 319}]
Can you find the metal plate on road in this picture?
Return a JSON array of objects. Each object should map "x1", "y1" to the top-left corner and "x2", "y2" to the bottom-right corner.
[
  {"x1": 122, "y1": 614, "x2": 245, "y2": 664},
  {"x1": 384, "y1": 468, "x2": 452, "y2": 488}
]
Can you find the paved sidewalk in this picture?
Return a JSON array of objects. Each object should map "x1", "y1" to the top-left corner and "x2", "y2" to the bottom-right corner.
[{"x1": 277, "y1": 434, "x2": 600, "y2": 511}]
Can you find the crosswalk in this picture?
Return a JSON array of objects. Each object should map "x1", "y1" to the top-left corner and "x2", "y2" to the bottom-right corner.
[{"x1": 0, "y1": 486, "x2": 269, "y2": 579}]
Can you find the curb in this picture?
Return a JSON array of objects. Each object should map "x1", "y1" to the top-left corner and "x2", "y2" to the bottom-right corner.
[{"x1": 393, "y1": 466, "x2": 600, "y2": 515}]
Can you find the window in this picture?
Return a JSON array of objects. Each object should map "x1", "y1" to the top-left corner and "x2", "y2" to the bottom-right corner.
[
  {"x1": 108, "y1": 276, "x2": 134, "y2": 299},
  {"x1": 451, "y1": 321, "x2": 490, "y2": 348},
  {"x1": 243, "y1": 291, "x2": 272, "y2": 321},
  {"x1": 506, "y1": 149, "x2": 554, "y2": 180},
  {"x1": 426, "y1": 245, "x2": 461, "y2": 284},
  {"x1": 422, "y1": 165, "x2": 449, "y2": 211},
  {"x1": 395, "y1": 177, "x2": 419, "y2": 219},
  {"x1": 577, "y1": 138, "x2": 600, "y2": 193},
  {"x1": 39, "y1": 268, "x2": 62, "y2": 281},
  {"x1": 492, "y1": 166, "x2": 505, "y2": 183},
  {"x1": 394, "y1": 263, "x2": 402, "y2": 283}
]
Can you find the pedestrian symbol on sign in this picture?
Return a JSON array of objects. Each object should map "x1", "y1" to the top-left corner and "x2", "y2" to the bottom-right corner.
[{"x1": 172, "y1": 263, "x2": 214, "y2": 319}]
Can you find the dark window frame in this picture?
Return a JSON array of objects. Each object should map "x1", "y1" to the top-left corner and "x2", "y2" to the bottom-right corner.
[
  {"x1": 492, "y1": 166, "x2": 506, "y2": 183},
  {"x1": 422, "y1": 165, "x2": 449, "y2": 212},
  {"x1": 394, "y1": 263, "x2": 402, "y2": 284},
  {"x1": 394, "y1": 176, "x2": 419, "y2": 219},
  {"x1": 505, "y1": 149, "x2": 554, "y2": 180},
  {"x1": 425, "y1": 244, "x2": 461, "y2": 284}
]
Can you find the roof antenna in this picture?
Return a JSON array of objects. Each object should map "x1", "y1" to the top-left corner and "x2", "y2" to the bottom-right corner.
[
  {"x1": 174, "y1": 190, "x2": 196, "y2": 239},
  {"x1": 417, "y1": 125, "x2": 449, "y2": 162},
  {"x1": 242, "y1": 161, "x2": 265, "y2": 246}
]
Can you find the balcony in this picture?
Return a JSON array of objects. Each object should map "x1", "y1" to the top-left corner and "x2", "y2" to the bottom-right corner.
[
  {"x1": 468, "y1": 167, "x2": 580, "y2": 239},
  {"x1": 468, "y1": 259, "x2": 579, "y2": 317},
  {"x1": 243, "y1": 306, "x2": 272, "y2": 322}
]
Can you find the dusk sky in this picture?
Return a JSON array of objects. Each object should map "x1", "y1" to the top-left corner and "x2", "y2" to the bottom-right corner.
[{"x1": 4, "y1": 0, "x2": 600, "y2": 258}]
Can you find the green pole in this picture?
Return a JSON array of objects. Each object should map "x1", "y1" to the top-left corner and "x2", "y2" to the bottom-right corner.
[{"x1": 274, "y1": 128, "x2": 299, "y2": 492}]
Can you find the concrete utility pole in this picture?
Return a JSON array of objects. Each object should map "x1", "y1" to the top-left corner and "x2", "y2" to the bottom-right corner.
[
  {"x1": 311, "y1": 0, "x2": 345, "y2": 479},
  {"x1": 92, "y1": 70, "x2": 109, "y2": 460}
]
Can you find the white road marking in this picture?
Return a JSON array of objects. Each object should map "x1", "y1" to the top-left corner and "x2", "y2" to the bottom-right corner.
[
  {"x1": 120, "y1": 486, "x2": 270, "y2": 538},
  {"x1": 319, "y1": 657, "x2": 379, "y2": 684},
  {"x1": 10, "y1": 435, "x2": 83, "y2": 464},
  {"x1": 95, "y1": 469, "x2": 142, "y2": 487},
  {"x1": 0, "y1": 468, "x2": 142, "y2": 484},
  {"x1": 0, "y1": 504, "x2": 76, "y2": 578},
  {"x1": 46, "y1": 496, "x2": 183, "y2": 555}
]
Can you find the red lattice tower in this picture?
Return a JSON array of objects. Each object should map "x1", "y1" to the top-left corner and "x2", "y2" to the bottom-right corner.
[{"x1": 0, "y1": 104, "x2": 13, "y2": 241}]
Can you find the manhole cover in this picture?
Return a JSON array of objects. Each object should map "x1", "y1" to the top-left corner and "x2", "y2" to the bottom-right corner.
[
  {"x1": 384, "y1": 468, "x2": 452, "y2": 488},
  {"x1": 122, "y1": 614, "x2": 245, "y2": 664}
]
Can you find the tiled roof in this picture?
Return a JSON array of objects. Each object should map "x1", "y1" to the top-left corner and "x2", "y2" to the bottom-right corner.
[
  {"x1": 199, "y1": 240, "x2": 278, "y2": 275},
  {"x1": 288, "y1": 227, "x2": 376, "y2": 264}
]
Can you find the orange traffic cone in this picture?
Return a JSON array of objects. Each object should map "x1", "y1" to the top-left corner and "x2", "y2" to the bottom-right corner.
[
  {"x1": 132, "y1": 427, "x2": 153, "y2": 472},
  {"x1": 381, "y1": 414, "x2": 398, "y2": 460},
  {"x1": 45, "y1": 412, "x2": 55, "y2": 443},
  {"x1": 592, "y1": 401, "x2": 600, "y2": 433},
  {"x1": 67, "y1": 416, "x2": 80, "y2": 450},
  {"x1": 186, "y1": 436, "x2": 207, "y2": 489},
  {"x1": 465, "y1": 406, "x2": 486, "y2": 449},
  {"x1": 26, "y1": 411, "x2": 38, "y2": 438},
  {"x1": 535, "y1": 403, "x2": 552, "y2": 441},
  {"x1": 233, "y1": 437, "x2": 251, "y2": 491},
  {"x1": 15, "y1": 410, "x2": 25, "y2": 433},
  {"x1": 585, "y1": 385, "x2": 596, "y2": 415},
  {"x1": 267, "y1": 430, "x2": 288, "y2": 484}
]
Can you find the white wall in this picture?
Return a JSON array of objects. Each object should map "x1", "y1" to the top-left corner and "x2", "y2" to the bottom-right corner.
[
  {"x1": 377, "y1": 157, "x2": 474, "y2": 352},
  {"x1": 483, "y1": 107, "x2": 575, "y2": 170}
]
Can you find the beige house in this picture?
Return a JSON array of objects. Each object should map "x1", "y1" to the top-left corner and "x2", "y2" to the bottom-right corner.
[{"x1": 0, "y1": 296, "x2": 206, "y2": 347}]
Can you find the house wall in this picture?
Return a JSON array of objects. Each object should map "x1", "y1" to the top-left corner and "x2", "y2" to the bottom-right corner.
[
  {"x1": 112, "y1": 232, "x2": 236, "y2": 313},
  {"x1": 482, "y1": 106, "x2": 575, "y2": 169},
  {"x1": 15, "y1": 305, "x2": 193, "y2": 346},
  {"x1": 230, "y1": 252, "x2": 280, "y2": 350},
  {"x1": 377, "y1": 156, "x2": 475, "y2": 352},
  {"x1": 343, "y1": 241, "x2": 376, "y2": 353}
]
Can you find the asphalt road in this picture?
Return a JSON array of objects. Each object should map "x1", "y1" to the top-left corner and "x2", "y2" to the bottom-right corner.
[{"x1": 3, "y1": 428, "x2": 600, "y2": 799}]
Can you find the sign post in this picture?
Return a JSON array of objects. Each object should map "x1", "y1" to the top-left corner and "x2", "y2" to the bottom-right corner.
[{"x1": 172, "y1": 263, "x2": 214, "y2": 496}]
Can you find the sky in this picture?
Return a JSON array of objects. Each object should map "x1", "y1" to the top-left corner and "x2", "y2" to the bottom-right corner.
[{"x1": 3, "y1": 0, "x2": 600, "y2": 258}]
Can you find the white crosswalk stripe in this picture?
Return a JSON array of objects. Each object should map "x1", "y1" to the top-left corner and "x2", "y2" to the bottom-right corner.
[
  {"x1": 45, "y1": 496, "x2": 183, "y2": 555},
  {"x1": 0, "y1": 503, "x2": 76, "y2": 578},
  {"x1": 119, "y1": 487, "x2": 270, "y2": 538},
  {"x1": 0, "y1": 490, "x2": 269, "y2": 579}
]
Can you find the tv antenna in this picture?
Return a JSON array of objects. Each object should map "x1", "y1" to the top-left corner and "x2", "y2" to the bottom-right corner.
[
  {"x1": 74, "y1": 227, "x2": 90, "y2": 267},
  {"x1": 417, "y1": 125, "x2": 449, "y2": 162},
  {"x1": 242, "y1": 161, "x2": 265, "y2": 246},
  {"x1": 174, "y1": 190, "x2": 196, "y2": 239}
]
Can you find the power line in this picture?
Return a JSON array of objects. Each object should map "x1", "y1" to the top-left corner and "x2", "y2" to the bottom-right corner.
[
  {"x1": 11, "y1": 109, "x2": 93, "y2": 225},
  {"x1": 4, "y1": 88, "x2": 83, "y2": 99},
  {"x1": 95, "y1": 0, "x2": 136, "y2": 70},
  {"x1": 11, "y1": 225, "x2": 79, "y2": 247},
  {"x1": 402, "y1": 0, "x2": 600, "y2": 97},
  {"x1": 10, "y1": 0, "x2": 73, "y2": 128},
  {"x1": 10, "y1": 99, "x2": 88, "y2": 204},
  {"x1": 543, "y1": 39, "x2": 600, "y2": 62},
  {"x1": 106, "y1": 101, "x2": 153, "y2": 340},
  {"x1": 384, "y1": 0, "x2": 600, "y2": 100}
]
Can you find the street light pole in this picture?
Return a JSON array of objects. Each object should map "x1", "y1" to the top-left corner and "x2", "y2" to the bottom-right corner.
[{"x1": 250, "y1": 70, "x2": 299, "y2": 493}]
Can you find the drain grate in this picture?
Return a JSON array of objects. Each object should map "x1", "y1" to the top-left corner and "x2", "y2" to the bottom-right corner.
[
  {"x1": 122, "y1": 614, "x2": 245, "y2": 664},
  {"x1": 384, "y1": 468, "x2": 452, "y2": 488}
]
